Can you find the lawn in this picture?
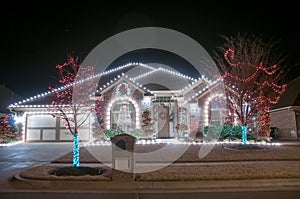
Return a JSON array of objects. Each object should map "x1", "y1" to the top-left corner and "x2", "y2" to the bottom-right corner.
[
  {"x1": 52, "y1": 143, "x2": 300, "y2": 163},
  {"x1": 19, "y1": 143, "x2": 300, "y2": 182}
]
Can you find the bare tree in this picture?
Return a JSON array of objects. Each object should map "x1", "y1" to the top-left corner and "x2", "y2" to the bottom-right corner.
[
  {"x1": 50, "y1": 56, "x2": 97, "y2": 167},
  {"x1": 215, "y1": 34, "x2": 287, "y2": 140}
]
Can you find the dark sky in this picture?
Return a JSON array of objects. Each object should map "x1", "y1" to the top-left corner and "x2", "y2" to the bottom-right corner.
[{"x1": 1, "y1": 0, "x2": 300, "y2": 98}]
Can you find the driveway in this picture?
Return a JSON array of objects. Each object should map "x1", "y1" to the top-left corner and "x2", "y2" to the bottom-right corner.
[{"x1": 0, "y1": 142, "x2": 73, "y2": 189}]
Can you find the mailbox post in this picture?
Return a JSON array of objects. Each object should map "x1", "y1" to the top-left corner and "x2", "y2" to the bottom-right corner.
[{"x1": 111, "y1": 134, "x2": 136, "y2": 181}]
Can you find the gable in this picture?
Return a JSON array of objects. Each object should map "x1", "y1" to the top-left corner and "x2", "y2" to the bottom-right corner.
[
  {"x1": 8, "y1": 62, "x2": 220, "y2": 112},
  {"x1": 99, "y1": 76, "x2": 147, "y2": 98}
]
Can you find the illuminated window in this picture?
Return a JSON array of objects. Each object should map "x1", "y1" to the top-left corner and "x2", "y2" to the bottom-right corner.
[
  {"x1": 111, "y1": 101, "x2": 135, "y2": 131},
  {"x1": 209, "y1": 98, "x2": 227, "y2": 126}
]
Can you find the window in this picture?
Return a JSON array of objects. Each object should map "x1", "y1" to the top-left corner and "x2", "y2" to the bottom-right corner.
[
  {"x1": 111, "y1": 101, "x2": 135, "y2": 131},
  {"x1": 209, "y1": 98, "x2": 227, "y2": 126}
]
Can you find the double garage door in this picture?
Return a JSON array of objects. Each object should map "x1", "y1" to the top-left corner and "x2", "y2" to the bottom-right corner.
[{"x1": 25, "y1": 114, "x2": 90, "y2": 142}]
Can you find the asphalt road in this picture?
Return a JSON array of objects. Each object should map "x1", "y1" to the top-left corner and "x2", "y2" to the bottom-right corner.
[{"x1": 1, "y1": 189, "x2": 300, "y2": 199}]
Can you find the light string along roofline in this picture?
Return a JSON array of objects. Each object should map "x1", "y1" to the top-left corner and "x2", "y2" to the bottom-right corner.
[
  {"x1": 9, "y1": 62, "x2": 139, "y2": 108},
  {"x1": 9, "y1": 62, "x2": 212, "y2": 108},
  {"x1": 94, "y1": 73, "x2": 154, "y2": 95},
  {"x1": 182, "y1": 78, "x2": 222, "y2": 105}
]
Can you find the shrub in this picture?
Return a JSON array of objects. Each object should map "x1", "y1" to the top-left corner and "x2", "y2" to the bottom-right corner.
[
  {"x1": 220, "y1": 124, "x2": 232, "y2": 139},
  {"x1": 203, "y1": 125, "x2": 220, "y2": 139},
  {"x1": 104, "y1": 129, "x2": 115, "y2": 140},
  {"x1": 130, "y1": 129, "x2": 144, "y2": 138},
  {"x1": 203, "y1": 124, "x2": 244, "y2": 141},
  {"x1": 0, "y1": 114, "x2": 20, "y2": 143},
  {"x1": 231, "y1": 126, "x2": 242, "y2": 139}
]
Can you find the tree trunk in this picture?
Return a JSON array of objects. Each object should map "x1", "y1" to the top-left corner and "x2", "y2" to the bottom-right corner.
[
  {"x1": 73, "y1": 134, "x2": 80, "y2": 167},
  {"x1": 241, "y1": 125, "x2": 247, "y2": 145}
]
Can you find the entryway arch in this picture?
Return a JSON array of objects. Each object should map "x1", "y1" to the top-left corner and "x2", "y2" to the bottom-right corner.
[{"x1": 106, "y1": 97, "x2": 140, "y2": 131}]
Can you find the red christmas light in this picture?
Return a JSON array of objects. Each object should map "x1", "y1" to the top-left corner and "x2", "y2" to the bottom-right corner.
[
  {"x1": 50, "y1": 56, "x2": 97, "y2": 135},
  {"x1": 219, "y1": 38, "x2": 287, "y2": 137}
]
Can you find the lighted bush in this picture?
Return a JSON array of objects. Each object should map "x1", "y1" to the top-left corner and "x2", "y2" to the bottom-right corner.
[
  {"x1": 219, "y1": 124, "x2": 232, "y2": 139},
  {"x1": 203, "y1": 124, "x2": 244, "y2": 141},
  {"x1": 0, "y1": 114, "x2": 20, "y2": 143},
  {"x1": 203, "y1": 125, "x2": 220, "y2": 140},
  {"x1": 130, "y1": 129, "x2": 144, "y2": 138},
  {"x1": 104, "y1": 129, "x2": 115, "y2": 140},
  {"x1": 231, "y1": 125, "x2": 243, "y2": 139}
]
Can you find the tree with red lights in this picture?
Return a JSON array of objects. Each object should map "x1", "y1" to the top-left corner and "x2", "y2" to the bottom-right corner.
[
  {"x1": 50, "y1": 56, "x2": 98, "y2": 167},
  {"x1": 0, "y1": 114, "x2": 19, "y2": 143},
  {"x1": 216, "y1": 34, "x2": 287, "y2": 142}
]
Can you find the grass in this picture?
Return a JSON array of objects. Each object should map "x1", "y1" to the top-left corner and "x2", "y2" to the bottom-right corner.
[
  {"x1": 135, "y1": 162, "x2": 300, "y2": 181},
  {"x1": 19, "y1": 143, "x2": 300, "y2": 181},
  {"x1": 52, "y1": 143, "x2": 300, "y2": 163}
]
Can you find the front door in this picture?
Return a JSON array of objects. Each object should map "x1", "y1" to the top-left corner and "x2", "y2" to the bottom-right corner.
[{"x1": 156, "y1": 104, "x2": 170, "y2": 138}]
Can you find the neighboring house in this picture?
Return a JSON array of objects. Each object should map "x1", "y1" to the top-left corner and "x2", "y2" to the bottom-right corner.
[
  {"x1": 270, "y1": 76, "x2": 300, "y2": 140},
  {"x1": 8, "y1": 63, "x2": 226, "y2": 142},
  {"x1": 0, "y1": 84, "x2": 22, "y2": 117}
]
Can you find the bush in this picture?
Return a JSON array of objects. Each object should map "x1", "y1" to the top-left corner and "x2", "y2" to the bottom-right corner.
[
  {"x1": 104, "y1": 128, "x2": 153, "y2": 140},
  {"x1": 0, "y1": 114, "x2": 20, "y2": 143},
  {"x1": 203, "y1": 124, "x2": 243, "y2": 141},
  {"x1": 203, "y1": 125, "x2": 220, "y2": 139},
  {"x1": 130, "y1": 129, "x2": 144, "y2": 138},
  {"x1": 231, "y1": 125, "x2": 242, "y2": 139},
  {"x1": 115, "y1": 128, "x2": 125, "y2": 135},
  {"x1": 220, "y1": 124, "x2": 232, "y2": 139},
  {"x1": 104, "y1": 129, "x2": 115, "y2": 140}
]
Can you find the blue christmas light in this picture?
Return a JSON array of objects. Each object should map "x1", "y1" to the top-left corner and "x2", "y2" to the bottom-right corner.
[
  {"x1": 73, "y1": 134, "x2": 80, "y2": 167},
  {"x1": 242, "y1": 125, "x2": 247, "y2": 145}
]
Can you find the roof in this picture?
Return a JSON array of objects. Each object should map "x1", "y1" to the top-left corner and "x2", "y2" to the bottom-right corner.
[
  {"x1": 0, "y1": 85, "x2": 22, "y2": 114},
  {"x1": 8, "y1": 63, "x2": 217, "y2": 111},
  {"x1": 271, "y1": 76, "x2": 300, "y2": 109}
]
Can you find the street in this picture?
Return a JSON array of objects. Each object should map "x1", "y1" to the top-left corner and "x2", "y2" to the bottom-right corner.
[{"x1": 1, "y1": 189, "x2": 300, "y2": 199}]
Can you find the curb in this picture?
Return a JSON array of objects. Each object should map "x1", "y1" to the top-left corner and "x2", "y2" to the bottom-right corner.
[{"x1": 12, "y1": 174, "x2": 300, "y2": 191}]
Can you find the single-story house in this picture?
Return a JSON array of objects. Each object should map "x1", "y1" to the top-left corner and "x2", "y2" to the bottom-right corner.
[{"x1": 8, "y1": 63, "x2": 227, "y2": 142}]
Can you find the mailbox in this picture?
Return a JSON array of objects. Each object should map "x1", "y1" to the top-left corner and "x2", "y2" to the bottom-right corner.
[{"x1": 111, "y1": 134, "x2": 136, "y2": 181}]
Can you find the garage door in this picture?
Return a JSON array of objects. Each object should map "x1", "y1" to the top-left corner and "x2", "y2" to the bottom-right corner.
[{"x1": 26, "y1": 114, "x2": 90, "y2": 142}]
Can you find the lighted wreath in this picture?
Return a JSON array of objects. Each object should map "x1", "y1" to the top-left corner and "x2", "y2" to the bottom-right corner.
[{"x1": 116, "y1": 83, "x2": 131, "y2": 97}]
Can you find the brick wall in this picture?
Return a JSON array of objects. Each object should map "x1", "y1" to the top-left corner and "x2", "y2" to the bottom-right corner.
[{"x1": 270, "y1": 109, "x2": 297, "y2": 140}]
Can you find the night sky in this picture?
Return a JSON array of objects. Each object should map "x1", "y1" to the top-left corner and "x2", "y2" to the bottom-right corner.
[{"x1": 1, "y1": 0, "x2": 300, "y2": 98}]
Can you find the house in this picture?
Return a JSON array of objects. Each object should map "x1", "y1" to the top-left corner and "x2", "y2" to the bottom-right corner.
[
  {"x1": 8, "y1": 63, "x2": 226, "y2": 142},
  {"x1": 0, "y1": 84, "x2": 22, "y2": 117},
  {"x1": 269, "y1": 76, "x2": 300, "y2": 140}
]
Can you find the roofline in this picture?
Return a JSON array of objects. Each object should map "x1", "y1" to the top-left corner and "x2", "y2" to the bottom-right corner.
[
  {"x1": 8, "y1": 62, "x2": 217, "y2": 108},
  {"x1": 269, "y1": 106, "x2": 300, "y2": 113},
  {"x1": 99, "y1": 75, "x2": 147, "y2": 95}
]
